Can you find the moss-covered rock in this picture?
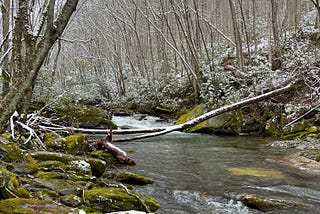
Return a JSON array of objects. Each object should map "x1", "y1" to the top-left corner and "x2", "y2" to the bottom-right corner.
[
  {"x1": 112, "y1": 172, "x2": 153, "y2": 186},
  {"x1": 0, "y1": 142, "x2": 23, "y2": 162},
  {"x1": 239, "y1": 193, "x2": 304, "y2": 212},
  {"x1": 176, "y1": 104, "x2": 241, "y2": 135},
  {"x1": 30, "y1": 151, "x2": 107, "y2": 177},
  {"x1": 43, "y1": 132, "x2": 67, "y2": 151},
  {"x1": 57, "y1": 104, "x2": 117, "y2": 129},
  {"x1": 0, "y1": 167, "x2": 19, "y2": 199},
  {"x1": 0, "y1": 198, "x2": 84, "y2": 214},
  {"x1": 65, "y1": 134, "x2": 91, "y2": 155},
  {"x1": 90, "y1": 150, "x2": 117, "y2": 166},
  {"x1": 15, "y1": 188, "x2": 31, "y2": 198},
  {"x1": 84, "y1": 187, "x2": 159, "y2": 213}
]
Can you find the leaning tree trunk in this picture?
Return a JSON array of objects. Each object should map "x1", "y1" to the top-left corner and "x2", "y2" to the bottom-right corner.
[{"x1": 0, "y1": 0, "x2": 79, "y2": 131}]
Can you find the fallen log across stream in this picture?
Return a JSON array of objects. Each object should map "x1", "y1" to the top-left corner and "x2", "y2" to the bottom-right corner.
[{"x1": 39, "y1": 82, "x2": 297, "y2": 142}]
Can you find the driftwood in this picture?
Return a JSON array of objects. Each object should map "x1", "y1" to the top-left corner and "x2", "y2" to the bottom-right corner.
[
  {"x1": 92, "y1": 138, "x2": 136, "y2": 165},
  {"x1": 92, "y1": 129, "x2": 135, "y2": 165},
  {"x1": 38, "y1": 82, "x2": 296, "y2": 142}
]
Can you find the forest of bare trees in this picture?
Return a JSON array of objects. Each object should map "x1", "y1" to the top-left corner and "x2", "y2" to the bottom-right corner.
[{"x1": 0, "y1": 0, "x2": 319, "y2": 128}]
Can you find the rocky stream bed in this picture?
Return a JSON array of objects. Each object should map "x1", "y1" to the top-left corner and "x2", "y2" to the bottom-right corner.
[{"x1": 0, "y1": 104, "x2": 320, "y2": 213}]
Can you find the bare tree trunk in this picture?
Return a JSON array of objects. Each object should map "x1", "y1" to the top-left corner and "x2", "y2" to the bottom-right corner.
[
  {"x1": 310, "y1": 0, "x2": 320, "y2": 28},
  {"x1": 1, "y1": 0, "x2": 11, "y2": 98},
  {"x1": 270, "y1": 0, "x2": 280, "y2": 47},
  {"x1": 229, "y1": 0, "x2": 245, "y2": 73},
  {"x1": 0, "y1": 0, "x2": 79, "y2": 131},
  {"x1": 252, "y1": 0, "x2": 258, "y2": 52}
]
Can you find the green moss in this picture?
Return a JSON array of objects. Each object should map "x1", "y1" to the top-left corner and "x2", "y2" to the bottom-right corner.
[
  {"x1": 84, "y1": 187, "x2": 159, "y2": 212},
  {"x1": 65, "y1": 134, "x2": 85, "y2": 151},
  {"x1": 240, "y1": 193, "x2": 304, "y2": 212},
  {"x1": 15, "y1": 188, "x2": 30, "y2": 199},
  {"x1": 43, "y1": 132, "x2": 66, "y2": 151},
  {"x1": 176, "y1": 104, "x2": 242, "y2": 135},
  {"x1": 116, "y1": 172, "x2": 154, "y2": 185},
  {"x1": 31, "y1": 151, "x2": 107, "y2": 177},
  {"x1": 0, "y1": 198, "x2": 79, "y2": 214},
  {"x1": 0, "y1": 167, "x2": 19, "y2": 199},
  {"x1": 25, "y1": 155, "x2": 39, "y2": 171},
  {"x1": 58, "y1": 104, "x2": 117, "y2": 129},
  {"x1": 36, "y1": 171, "x2": 61, "y2": 179},
  {"x1": 0, "y1": 143, "x2": 23, "y2": 162},
  {"x1": 90, "y1": 150, "x2": 117, "y2": 165},
  {"x1": 307, "y1": 126, "x2": 318, "y2": 133}
]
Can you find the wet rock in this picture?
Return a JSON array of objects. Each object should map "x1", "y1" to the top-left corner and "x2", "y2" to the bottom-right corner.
[
  {"x1": 176, "y1": 104, "x2": 241, "y2": 135},
  {"x1": 89, "y1": 150, "x2": 117, "y2": 166},
  {"x1": 32, "y1": 177, "x2": 90, "y2": 196},
  {"x1": 0, "y1": 167, "x2": 19, "y2": 199},
  {"x1": 268, "y1": 154, "x2": 320, "y2": 177},
  {"x1": 57, "y1": 104, "x2": 117, "y2": 129},
  {"x1": 84, "y1": 187, "x2": 159, "y2": 213},
  {"x1": 239, "y1": 193, "x2": 304, "y2": 212},
  {"x1": 65, "y1": 134, "x2": 90, "y2": 155},
  {"x1": 68, "y1": 160, "x2": 92, "y2": 175},
  {"x1": 43, "y1": 132, "x2": 67, "y2": 151},
  {"x1": 0, "y1": 198, "x2": 85, "y2": 214},
  {"x1": 30, "y1": 151, "x2": 107, "y2": 176},
  {"x1": 61, "y1": 194, "x2": 83, "y2": 207},
  {"x1": 108, "y1": 172, "x2": 154, "y2": 186},
  {"x1": 228, "y1": 167, "x2": 284, "y2": 179}
]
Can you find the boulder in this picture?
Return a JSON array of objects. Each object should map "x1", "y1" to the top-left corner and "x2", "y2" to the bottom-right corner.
[
  {"x1": 84, "y1": 187, "x2": 159, "y2": 213},
  {"x1": 239, "y1": 193, "x2": 305, "y2": 212},
  {"x1": 176, "y1": 104, "x2": 241, "y2": 135},
  {"x1": 0, "y1": 198, "x2": 84, "y2": 214}
]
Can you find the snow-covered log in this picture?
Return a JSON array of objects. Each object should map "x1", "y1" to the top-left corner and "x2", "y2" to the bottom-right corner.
[
  {"x1": 37, "y1": 82, "x2": 296, "y2": 142},
  {"x1": 113, "y1": 82, "x2": 296, "y2": 142}
]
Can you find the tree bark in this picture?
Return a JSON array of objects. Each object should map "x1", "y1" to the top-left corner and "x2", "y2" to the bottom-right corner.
[
  {"x1": 270, "y1": 0, "x2": 280, "y2": 47},
  {"x1": 0, "y1": 0, "x2": 79, "y2": 131}
]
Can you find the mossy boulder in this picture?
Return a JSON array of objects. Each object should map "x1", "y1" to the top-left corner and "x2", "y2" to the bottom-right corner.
[
  {"x1": 176, "y1": 104, "x2": 241, "y2": 135},
  {"x1": 90, "y1": 150, "x2": 117, "y2": 166},
  {"x1": 239, "y1": 193, "x2": 304, "y2": 212},
  {"x1": 111, "y1": 172, "x2": 154, "y2": 185},
  {"x1": 65, "y1": 134, "x2": 91, "y2": 154},
  {"x1": 57, "y1": 104, "x2": 117, "y2": 129},
  {"x1": 84, "y1": 187, "x2": 159, "y2": 213},
  {"x1": 0, "y1": 198, "x2": 84, "y2": 214},
  {"x1": 0, "y1": 142, "x2": 23, "y2": 162},
  {"x1": 30, "y1": 151, "x2": 107, "y2": 177},
  {"x1": 0, "y1": 167, "x2": 19, "y2": 199},
  {"x1": 43, "y1": 132, "x2": 67, "y2": 151}
]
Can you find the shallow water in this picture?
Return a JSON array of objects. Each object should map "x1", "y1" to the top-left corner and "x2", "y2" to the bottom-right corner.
[{"x1": 112, "y1": 115, "x2": 320, "y2": 213}]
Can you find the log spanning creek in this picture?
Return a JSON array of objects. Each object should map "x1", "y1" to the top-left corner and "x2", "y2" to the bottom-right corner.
[{"x1": 111, "y1": 115, "x2": 320, "y2": 214}]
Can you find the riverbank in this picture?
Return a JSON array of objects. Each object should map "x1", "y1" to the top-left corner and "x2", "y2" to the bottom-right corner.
[{"x1": 268, "y1": 139, "x2": 320, "y2": 177}]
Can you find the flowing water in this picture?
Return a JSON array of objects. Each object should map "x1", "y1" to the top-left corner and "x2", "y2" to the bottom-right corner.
[{"x1": 111, "y1": 115, "x2": 320, "y2": 214}]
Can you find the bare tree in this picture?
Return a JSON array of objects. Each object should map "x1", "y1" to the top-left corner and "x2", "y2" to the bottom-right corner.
[
  {"x1": 310, "y1": 0, "x2": 320, "y2": 28},
  {"x1": 270, "y1": 0, "x2": 280, "y2": 48},
  {"x1": 0, "y1": 0, "x2": 79, "y2": 130}
]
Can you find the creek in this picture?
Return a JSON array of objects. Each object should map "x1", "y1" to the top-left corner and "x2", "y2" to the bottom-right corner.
[{"x1": 111, "y1": 115, "x2": 320, "y2": 214}]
